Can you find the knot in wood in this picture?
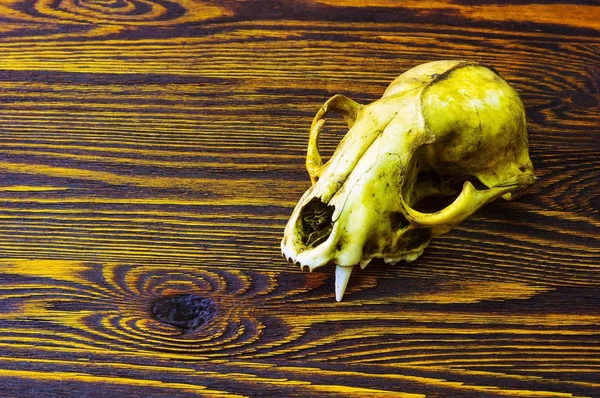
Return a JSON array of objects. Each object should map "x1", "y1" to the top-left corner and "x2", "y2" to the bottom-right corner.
[{"x1": 151, "y1": 294, "x2": 217, "y2": 331}]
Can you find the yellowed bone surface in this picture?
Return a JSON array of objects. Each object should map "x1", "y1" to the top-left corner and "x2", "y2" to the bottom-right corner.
[{"x1": 281, "y1": 60, "x2": 536, "y2": 301}]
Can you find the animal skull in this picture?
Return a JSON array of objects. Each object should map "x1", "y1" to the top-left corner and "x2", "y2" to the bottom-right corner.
[{"x1": 281, "y1": 60, "x2": 536, "y2": 301}]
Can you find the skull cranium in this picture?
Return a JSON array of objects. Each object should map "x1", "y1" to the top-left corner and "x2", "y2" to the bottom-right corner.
[{"x1": 281, "y1": 60, "x2": 536, "y2": 301}]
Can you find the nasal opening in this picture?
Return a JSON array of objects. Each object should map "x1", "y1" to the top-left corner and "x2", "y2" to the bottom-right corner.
[{"x1": 299, "y1": 197, "x2": 335, "y2": 247}]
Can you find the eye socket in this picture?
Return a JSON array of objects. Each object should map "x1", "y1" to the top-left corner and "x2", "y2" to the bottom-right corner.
[
  {"x1": 315, "y1": 110, "x2": 351, "y2": 165},
  {"x1": 307, "y1": 94, "x2": 360, "y2": 184},
  {"x1": 299, "y1": 197, "x2": 335, "y2": 247}
]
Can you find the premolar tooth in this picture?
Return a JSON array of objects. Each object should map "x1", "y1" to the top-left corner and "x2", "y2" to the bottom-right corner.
[
  {"x1": 359, "y1": 258, "x2": 371, "y2": 270},
  {"x1": 405, "y1": 251, "x2": 422, "y2": 263},
  {"x1": 384, "y1": 255, "x2": 404, "y2": 265},
  {"x1": 335, "y1": 265, "x2": 353, "y2": 302}
]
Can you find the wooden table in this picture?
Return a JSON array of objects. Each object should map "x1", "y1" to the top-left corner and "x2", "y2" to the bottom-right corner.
[{"x1": 0, "y1": 1, "x2": 598, "y2": 396}]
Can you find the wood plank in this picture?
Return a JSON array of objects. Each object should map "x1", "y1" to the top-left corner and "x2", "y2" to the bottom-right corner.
[
  {"x1": 0, "y1": 259, "x2": 598, "y2": 396},
  {"x1": 0, "y1": 0, "x2": 598, "y2": 396}
]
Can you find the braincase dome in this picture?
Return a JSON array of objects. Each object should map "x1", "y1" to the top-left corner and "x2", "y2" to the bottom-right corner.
[
  {"x1": 382, "y1": 60, "x2": 464, "y2": 98},
  {"x1": 400, "y1": 62, "x2": 534, "y2": 191}
]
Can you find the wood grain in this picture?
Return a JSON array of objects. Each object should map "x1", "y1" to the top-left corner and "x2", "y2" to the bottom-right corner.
[{"x1": 0, "y1": 0, "x2": 599, "y2": 396}]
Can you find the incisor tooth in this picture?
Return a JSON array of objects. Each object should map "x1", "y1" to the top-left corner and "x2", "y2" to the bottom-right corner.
[{"x1": 335, "y1": 265, "x2": 353, "y2": 302}]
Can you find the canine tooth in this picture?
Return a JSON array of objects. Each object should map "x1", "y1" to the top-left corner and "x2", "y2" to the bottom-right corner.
[{"x1": 335, "y1": 265, "x2": 353, "y2": 302}]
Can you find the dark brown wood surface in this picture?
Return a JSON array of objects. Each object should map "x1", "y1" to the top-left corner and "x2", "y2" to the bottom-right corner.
[{"x1": 0, "y1": 1, "x2": 599, "y2": 396}]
